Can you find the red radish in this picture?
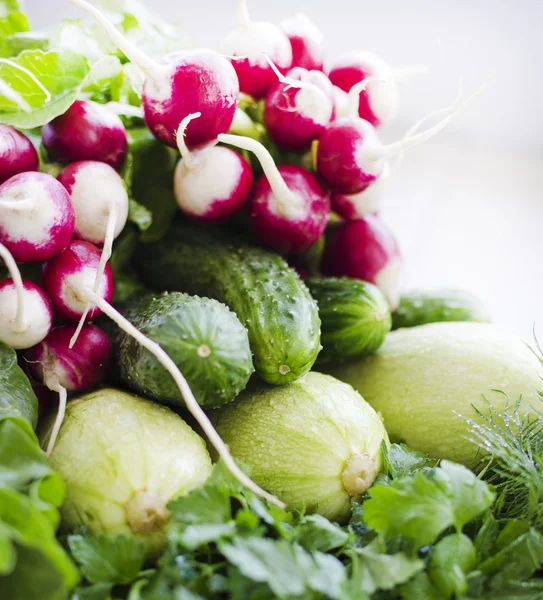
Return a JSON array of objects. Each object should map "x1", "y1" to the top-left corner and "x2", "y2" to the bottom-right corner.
[
  {"x1": 218, "y1": 134, "x2": 330, "y2": 253},
  {"x1": 0, "y1": 125, "x2": 39, "y2": 185},
  {"x1": 331, "y1": 166, "x2": 388, "y2": 219},
  {"x1": 42, "y1": 240, "x2": 114, "y2": 323},
  {"x1": 280, "y1": 13, "x2": 324, "y2": 72},
  {"x1": 221, "y1": 0, "x2": 292, "y2": 98},
  {"x1": 331, "y1": 85, "x2": 350, "y2": 120},
  {"x1": 322, "y1": 216, "x2": 402, "y2": 309},
  {"x1": 57, "y1": 161, "x2": 129, "y2": 246},
  {"x1": 0, "y1": 172, "x2": 75, "y2": 263},
  {"x1": 173, "y1": 113, "x2": 253, "y2": 222},
  {"x1": 68, "y1": 0, "x2": 239, "y2": 149},
  {"x1": 0, "y1": 243, "x2": 52, "y2": 350},
  {"x1": 317, "y1": 87, "x2": 477, "y2": 195},
  {"x1": 264, "y1": 67, "x2": 334, "y2": 151},
  {"x1": 26, "y1": 324, "x2": 112, "y2": 455},
  {"x1": 42, "y1": 100, "x2": 128, "y2": 171},
  {"x1": 18, "y1": 358, "x2": 55, "y2": 417}
]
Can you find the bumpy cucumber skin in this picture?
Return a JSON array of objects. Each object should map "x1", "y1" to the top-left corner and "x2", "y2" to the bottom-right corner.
[
  {"x1": 115, "y1": 292, "x2": 254, "y2": 408},
  {"x1": 392, "y1": 289, "x2": 491, "y2": 330},
  {"x1": 135, "y1": 223, "x2": 321, "y2": 385},
  {"x1": 306, "y1": 278, "x2": 391, "y2": 361}
]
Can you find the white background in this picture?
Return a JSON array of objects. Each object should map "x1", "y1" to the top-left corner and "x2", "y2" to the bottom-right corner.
[{"x1": 29, "y1": 0, "x2": 543, "y2": 339}]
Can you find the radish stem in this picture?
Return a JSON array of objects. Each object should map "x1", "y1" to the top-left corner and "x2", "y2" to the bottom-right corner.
[
  {"x1": 69, "y1": 201, "x2": 118, "y2": 349},
  {"x1": 218, "y1": 133, "x2": 299, "y2": 216},
  {"x1": 46, "y1": 384, "x2": 67, "y2": 457},
  {"x1": 238, "y1": 0, "x2": 251, "y2": 29},
  {"x1": 66, "y1": 0, "x2": 164, "y2": 77},
  {"x1": 369, "y1": 80, "x2": 488, "y2": 160},
  {"x1": 175, "y1": 112, "x2": 201, "y2": 169},
  {"x1": 347, "y1": 76, "x2": 385, "y2": 119},
  {"x1": 0, "y1": 242, "x2": 26, "y2": 332},
  {"x1": 83, "y1": 287, "x2": 287, "y2": 509}
]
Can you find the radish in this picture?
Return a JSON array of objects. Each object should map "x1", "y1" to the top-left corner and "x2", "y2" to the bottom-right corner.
[
  {"x1": 218, "y1": 134, "x2": 330, "y2": 253},
  {"x1": 57, "y1": 161, "x2": 129, "y2": 246},
  {"x1": 0, "y1": 172, "x2": 75, "y2": 263},
  {"x1": 221, "y1": 0, "x2": 292, "y2": 98},
  {"x1": 321, "y1": 216, "x2": 402, "y2": 309},
  {"x1": 67, "y1": 0, "x2": 239, "y2": 150},
  {"x1": 173, "y1": 113, "x2": 253, "y2": 222},
  {"x1": 264, "y1": 67, "x2": 334, "y2": 151},
  {"x1": 42, "y1": 240, "x2": 114, "y2": 323},
  {"x1": 0, "y1": 243, "x2": 52, "y2": 350},
  {"x1": 328, "y1": 52, "x2": 426, "y2": 126},
  {"x1": 331, "y1": 85, "x2": 350, "y2": 120},
  {"x1": 331, "y1": 165, "x2": 389, "y2": 220},
  {"x1": 317, "y1": 86, "x2": 478, "y2": 195},
  {"x1": 0, "y1": 125, "x2": 39, "y2": 185},
  {"x1": 26, "y1": 324, "x2": 112, "y2": 455},
  {"x1": 279, "y1": 13, "x2": 324, "y2": 72},
  {"x1": 42, "y1": 100, "x2": 128, "y2": 171}
]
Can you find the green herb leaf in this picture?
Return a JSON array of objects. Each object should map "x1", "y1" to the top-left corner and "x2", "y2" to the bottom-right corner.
[
  {"x1": 0, "y1": 6, "x2": 30, "y2": 58},
  {"x1": 428, "y1": 533, "x2": 476, "y2": 598},
  {"x1": 0, "y1": 49, "x2": 90, "y2": 128},
  {"x1": 68, "y1": 534, "x2": 145, "y2": 585},
  {"x1": 0, "y1": 342, "x2": 37, "y2": 431},
  {"x1": 384, "y1": 443, "x2": 437, "y2": 479},
  {"x1": 295, "y1": 514, "x2": 349, "y2": 552}
]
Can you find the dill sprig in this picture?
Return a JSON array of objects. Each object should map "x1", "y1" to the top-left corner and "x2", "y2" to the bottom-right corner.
[{"x1": 465, "y1": 397, "x2": 543, "y2": 528}]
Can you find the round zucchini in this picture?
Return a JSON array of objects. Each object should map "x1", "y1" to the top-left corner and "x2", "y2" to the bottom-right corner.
[
  {"x1": 306, "y1": 277, "x2": 391, "y2": 361},
  {"x1": 392, "y1": 289, "x2": 491, "y2": 330},
  {"x1": 114, "y1": 292, "x2": 254, "y2": 408}
]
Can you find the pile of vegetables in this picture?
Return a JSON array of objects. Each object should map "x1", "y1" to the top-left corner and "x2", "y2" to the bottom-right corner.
[{"x1": 0, "y1": 0, "x2": 542, "y2": 598}]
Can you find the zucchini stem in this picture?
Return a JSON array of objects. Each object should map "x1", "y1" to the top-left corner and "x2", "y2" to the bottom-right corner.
[{"x1": 84, "y1": 288, "x2": 287, "y2": 509}]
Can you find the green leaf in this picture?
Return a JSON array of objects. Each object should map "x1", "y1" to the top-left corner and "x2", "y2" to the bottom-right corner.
[
  {"x1": 0, "y1": 49, "x2": 90, "y2": 128},
  {"x1": 435, "y1": 461, "x2": 495, "y2": 530},
  {"x1": 0, "y1": 489, "x2": 79, "y2": 599},
  {"x1": 220, "y1": 538, "x2": 346, "y2": 599},
  {"x1": 68, "y1": 534, "x2": 145, "y2": 585},
  {"x1": 6, "y1": 32, "x2": 49, "y2": 56},
  {"x1": 0, "y1": 11, "x2": 29, "y2": 58},
  {"x1": 479, "y1": 528, "x2": 543, "y2": 583},
  {"x1": 400, "y1": 573, "x2": 448, "y2": 600},
  {"x1": 178, "y1": 522, "x2": 237, "y2": 550},
  {"x1": 474, "y1": 512, "x2": 500, "y2": 561},
  {"x1": 71, "y1": 582, "x2": 114, "y2": 600},
  {"x1": 0, "y1": 527, "x2": 16, "y2": 575},
  {"x1": 347, "y1": 538, "x2": 425, "y2": 595},
  {"x1": 168, "y1": 485, "x2": 232, "y2": 525},
  {"x1": 128, "y1": 198, "x2": 153, "y2": 231},
  {"x1": 384, "y1": 443, "x2": 437, "y2": 479},
  {"x1": 364, "y1": 471, "x2": 453, "y2": 546},
  {"x1": 0, "y1": 341, "x2": 37, "y2": 431},
  {"x1": 295, "y1": 514, "x2": 349, "y2": 552},
  {"x1": 428, "y1": 533, "x2": 477, "y2": 598}
]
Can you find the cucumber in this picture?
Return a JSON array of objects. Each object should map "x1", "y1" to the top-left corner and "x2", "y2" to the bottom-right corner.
[
  {"x1": 392, "y1": 289, "x2": 491, "y2": 330},
  {"x1": 134, "y1": 222, "x2": 321, "y2": 385},
  {"x1": 114, "y1": 292, "x2": 254, "y2": 408},
  {"x1": 306, "y1": 278, "x2": 391, "y2": 361}
]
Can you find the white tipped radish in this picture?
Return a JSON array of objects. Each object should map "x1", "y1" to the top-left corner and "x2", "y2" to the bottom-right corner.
[
  {"x1": 264, "y1": 67, "x2": 334, "y2": 151},
  {"x1": 173, "y1": 113, "x2": 253, "y2": 222},
  {"x1": 331, "y1": 165, "x2": 389, "y2": 220},
  {"x1": 331, "y1": 85, "x2": 350, "y2": 120},
  {"x1": 218, "y1": 133, "x2": 330, "y2": 253},
  {"x1": 328, "y1": 52, "x2": 427, "y2": 127},
  {"x1": 42, "y1": 100, "x2": 128, "y2": 171},
  {"x1": 322, "y1": 216, "x2": 402, "y2": 309},
  {"x1": 222, "y1": 0, "x2": 292, "y2": 98},
  {"x1": 57, "y1": 161, "x2": 129, "y2": 246},
  {"x1": 67, "y1": 0, "x2": 239, "y2": 149},
  {"x1": 317, "y1": 85, "x2": 482, "y2": 194},
  {"x1": 42, "y1": 240, "x2": 114, "y2": 323},
  {"x1": 80, "y1": 286, "x2": 286, "y2": 509},
  {"x1": 0, "y1": 125, "x2": 39, "y2": 185},
  {"x1": 26, "y1": 324, "x2": 112, "y2": 455},
  {"x1": 0, "y1": 172, "x2": 75, "y2": 263},
  {"x1": 0, "y1": 244, "x2": 52, "y2": 350},
  {"x1": 280, "y1": 13, "x2": 324, "y2": 72}
]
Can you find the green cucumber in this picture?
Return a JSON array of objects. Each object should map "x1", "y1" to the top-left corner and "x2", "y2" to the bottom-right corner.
[
  {"x1": 114, "y1": 292, "x2": 253, "y2": 408},
  {"x1": 306, "y1": 278, "x2": 391, "y2": 361},
  {"x1": 134, "y1": 222, "x2": 321, "y2": 385},
  {"x1": 392, "y1": 289, "x2": 491, "y2": 330}
]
